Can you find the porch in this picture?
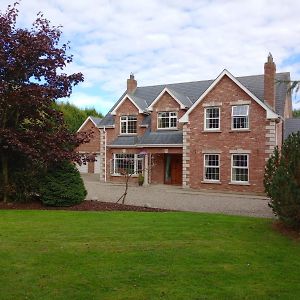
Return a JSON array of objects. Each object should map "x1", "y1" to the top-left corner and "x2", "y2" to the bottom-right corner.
[{"x1": 148, "y1": 153, "x2": 182, "y2": 185}]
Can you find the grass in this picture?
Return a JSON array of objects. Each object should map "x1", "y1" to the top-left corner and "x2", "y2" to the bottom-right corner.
[{"x1": 0, "y1": 210, "x2": 299, "y2": 300}]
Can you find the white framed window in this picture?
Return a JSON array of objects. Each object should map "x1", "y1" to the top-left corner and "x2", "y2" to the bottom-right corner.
[
  {"x1": 120, "y1": 115, "x2": 137, "y2": 134},
  {"x1": 204, "y1": 107, "x2": 220, "y2": 130},
  {"x1": 111, "y1": 153, "x2": 143, "y2": 175},
  {"x1": 157, "y1": 112, "x2": 177, "y2": 129},
  {"x1": 232, "y1": 105, "x2": 249, "y2": 129},
  {"x1": 231, "y1": 154, "x2": 249, "y2": 182},
  {"x1": 204, "y1": 154, "x2": 220, "y2": 181}
]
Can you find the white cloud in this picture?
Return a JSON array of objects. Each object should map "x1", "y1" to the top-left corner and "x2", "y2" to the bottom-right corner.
[
  {"x1": 64, "y1": 91, "x2": 114, "y2": 114},
  {"x1": 1, "y1": 0, "x2": 300, "y2": 112}
]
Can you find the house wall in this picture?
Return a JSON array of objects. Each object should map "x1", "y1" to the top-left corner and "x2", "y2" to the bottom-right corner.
[
  {"x1": 187, "y1": 75, "x2": 272, "y2": 194},
  {"x1": 151, "y1": 92, "x2": 186, "y2": 131},
  {"x1": 77, "y1": 119, "x2": 100, "y2": 153},
  {"x1": 76, "y1": 119, "x2": 101, "y2": 174}
]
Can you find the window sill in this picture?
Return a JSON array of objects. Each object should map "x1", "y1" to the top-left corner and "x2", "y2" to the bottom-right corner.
[
  {"x1": 202, "y1": 130, "x2": 222, "y2": 133},
  {"x1": 157, "y1": 128, "x2": 178, "y2": 131},
  {"x1": 229, "y1": 181, "x2": 250, "y2": 186},
  {"x1": 111, "y1": 174, "x2": 138, "y2": 177},
  {"x1": 229, "y1": 129, "x2": 251, "y2": 133},
  {"x1": 201, "y1": 180, "x2": 222, "y2": 184}
]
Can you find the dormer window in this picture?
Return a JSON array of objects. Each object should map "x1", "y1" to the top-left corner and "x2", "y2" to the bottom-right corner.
[
  {"x1": 120, "y1": 115, "x2": 137, "y2": 134},
  {"x1": 232, "y1": 105, "x2": 249, "y2": 129},
  {"x1": 157, "y1": 112, "x2": 177, "y2": 129}
]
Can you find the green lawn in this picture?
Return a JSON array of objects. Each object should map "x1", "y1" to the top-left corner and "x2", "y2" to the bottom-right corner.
[{"x1": 0, "y1": 210, "x2": 299, "y2": 300}]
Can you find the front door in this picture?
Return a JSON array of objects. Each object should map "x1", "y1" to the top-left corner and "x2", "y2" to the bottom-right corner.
[{"x1": 164, "y1": 154, "x2": 182, "y2": 185}]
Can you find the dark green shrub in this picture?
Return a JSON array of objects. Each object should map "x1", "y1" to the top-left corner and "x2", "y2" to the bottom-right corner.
[
  {"x1": 39, "y1": 161, "x2": 87, "y2": 206},
  {"x1": 264, "y1": 132, "x2": 300, "y2": 229}
]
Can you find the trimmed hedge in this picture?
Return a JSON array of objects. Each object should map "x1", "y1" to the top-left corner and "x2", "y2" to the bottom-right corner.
[{"x1": 39, "y1": 161, "x2": 87, "y2": 206}]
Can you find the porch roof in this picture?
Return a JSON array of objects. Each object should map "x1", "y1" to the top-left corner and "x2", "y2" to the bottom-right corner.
[{"x1": 108, "y1": 130, "x2": 183, "y2": 148}]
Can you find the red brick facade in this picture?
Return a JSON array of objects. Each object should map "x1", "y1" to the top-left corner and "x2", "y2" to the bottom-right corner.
[
  {"x1": 188, "y1": 75, "x2": 269, "y2": 193},
  {"x1": 77, "y1": 58, "x2": 291, "y2": 194},
  {"x1": 150, "y1": 92, "x2": 186, "y2": 131},
  {"x1": 77, "y1": 119, "x2": 100, "y2": 153}
]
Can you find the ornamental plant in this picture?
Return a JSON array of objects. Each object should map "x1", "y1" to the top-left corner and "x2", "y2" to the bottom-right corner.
[
  {"x1": 0, "y1": 3, "x2": 92, "y2": 202},
  {"x1": 264, "y1": 132, "x2": 300, "y2": 229}
]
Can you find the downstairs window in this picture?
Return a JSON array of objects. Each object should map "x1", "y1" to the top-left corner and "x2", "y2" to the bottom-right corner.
[{"x1": 111, "y1": 154, "x2": 143, "y2": 175}]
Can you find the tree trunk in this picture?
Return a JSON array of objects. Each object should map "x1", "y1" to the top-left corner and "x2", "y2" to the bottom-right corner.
[{"x1": 1, "y1": 153, "x2": 9, "y2": 203}]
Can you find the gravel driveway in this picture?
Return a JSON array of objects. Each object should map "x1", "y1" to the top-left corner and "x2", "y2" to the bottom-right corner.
[{"x1": 82, "y1": 174, "x2": 273, "y2": 218}]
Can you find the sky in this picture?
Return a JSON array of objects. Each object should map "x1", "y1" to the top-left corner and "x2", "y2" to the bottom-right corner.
[{"x1": 1, "y1": 0, "x2": 300, "y2": 113}]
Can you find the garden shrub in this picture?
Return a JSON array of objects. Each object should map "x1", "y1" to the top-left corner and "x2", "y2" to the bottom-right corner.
[
  {"x1": 39, "y1": 161, "x2": 87, "y2": 206},
  {"x1": 264, "y1": 132, "x2": 300, "y2": 229}
]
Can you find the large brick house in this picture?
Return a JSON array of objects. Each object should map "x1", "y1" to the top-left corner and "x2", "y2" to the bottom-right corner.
[{"x1": 77, "y1": 54, "x2": 300, "y2": 194}]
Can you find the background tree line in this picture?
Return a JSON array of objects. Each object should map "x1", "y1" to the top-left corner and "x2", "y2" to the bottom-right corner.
[{"x1": 54, "y1": 102, "x2": 103, "y2": 132}]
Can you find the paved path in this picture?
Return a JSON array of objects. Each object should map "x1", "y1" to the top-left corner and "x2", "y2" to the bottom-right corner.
[{"x1": 82, "y1": 174, "x2": 273, "y2": 218}]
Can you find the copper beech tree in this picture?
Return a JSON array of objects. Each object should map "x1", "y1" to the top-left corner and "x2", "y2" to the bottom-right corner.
[{"x1": 0, "y1": 3, "x2": 92, "y2": 202}]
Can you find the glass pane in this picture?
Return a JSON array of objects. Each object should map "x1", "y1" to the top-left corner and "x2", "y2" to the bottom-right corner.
[
  {"x1": 121, "y1": 121, "x2": 126, "y2": 133},
  {"x1": 233, "y1": 105, "x2": 248, "y2": 116},
  {"x1": 233, "y1": 116, "x2": 248, "y2": 129},
  {"x1": 233, "y1": 155, "x2": 248, "y2": 167},
  {"x1": 165, "y1": 155, "x2": 171, "y2": 181},
  {"x1": 170, "y1": 117, "x2": 177, "y2": 127},
  {"x1": 232, "y1": 168, "x2": 248, "y2": 181}
]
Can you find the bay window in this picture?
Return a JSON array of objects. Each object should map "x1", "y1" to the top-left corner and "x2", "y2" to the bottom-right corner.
[{"x1": 111, "y1": 154, "x2": 143, "y2": 175}]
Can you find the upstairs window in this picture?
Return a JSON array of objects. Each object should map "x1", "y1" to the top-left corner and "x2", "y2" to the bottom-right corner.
[
  {"x1": 231, "y1": 154, "x2": 249, "y2": 182},
  {"x1": 205, "y1": 107, "x2": 220, "y2": 130},
  {"x1": 157, "y1": 112, "x2": 177, "y2": 129},
  {"x1": 120, "y1": 115, "x2": 137, "y2": 134},
  {"x1": 232, "y1": 105, "x2": 249, "y2": 129},
  {"x1": 204, "y1": 154, "x2": 220, "y2": 181}
]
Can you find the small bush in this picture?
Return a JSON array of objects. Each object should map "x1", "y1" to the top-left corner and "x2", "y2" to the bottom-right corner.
[
  {"x1": 264, "y1": 132, "x2": 300, "y2": 229},
  {"x1": 39, "y1": 161, "x2": 87, "y2": 206}
]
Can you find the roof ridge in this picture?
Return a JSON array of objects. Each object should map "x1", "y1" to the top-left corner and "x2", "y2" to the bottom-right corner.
[{"x1": 137, "y1": 72, "x2": 291, "y2": 89}]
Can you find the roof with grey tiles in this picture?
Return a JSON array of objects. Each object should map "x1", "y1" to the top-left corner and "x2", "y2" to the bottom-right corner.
[
  {"x1": 89, "y1": 116, "x2": 102, "y2": 127},
  {"x1": 108, "y1": 130, "x2": 183, "y2": 147},
  {"x1": 139, "y1": 130, "x2": 183, "y2": 145},
  {"x1": 99, "y1": 72, "x2": 290, "y2": 127},
  {"x1": 284, "y1": 118, "x2": 300, "y2": 139},
  {"x1": 108, "y1": 136, "x2": 140, "y2": 147}
]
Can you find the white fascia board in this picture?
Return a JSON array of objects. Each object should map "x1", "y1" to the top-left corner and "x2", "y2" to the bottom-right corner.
[
  {"x1": 147, "y1": 87, "x2": 186, "y2": 111},
  {"x1": 99, "y1": 125, "x2": 115, "y2": 129},
  {"x1": 179, "y1": 69, "x2": 280, "y2": 123},
  {"x1": 111, "y1": 94, "x2": 143, "y2": 115},
  {"x1": 77, "y1": 116, "x2": 99, "y2": 132}
]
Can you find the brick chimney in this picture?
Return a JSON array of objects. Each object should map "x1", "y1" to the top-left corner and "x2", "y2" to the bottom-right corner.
[
  {"x1": 264, "y1": 53, "x2": 276, "y2": 109},
  {"x1": 127, "y1": 73, "x2": 137, "y2": 94}
]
